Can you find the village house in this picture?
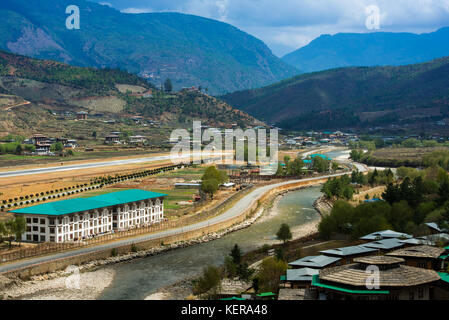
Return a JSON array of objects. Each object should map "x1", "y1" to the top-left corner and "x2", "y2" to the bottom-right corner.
[
  {"x1": 129, "y1": 135, "x2": 147, "y2": 145},
  {"x1": 360, "y1": 238, "x2": 405, "y2": 253},
  {"x1": 360, "y1": 230, "x2": 413, "y2": 241},
  {"x1": 289, "y1": 255, "x2": 342, "y2": 270},
  {"x1": 11, "y1": 189, "x2": 167, "y2": 243},
  {"x1": 30, "y1": 134, "x2": 52, "y2": 155},
  {"x1": 386, "y1": 245, "x2": 446, "y2": 270},
  {"x1": 105, "y1": 134, "x2": 120, "y2": 145},
  {"x1": 76, "y1": 111, "x2": 88, "y2": 120},
  {"x1": 282, "y1": 268, "x2": 319, "y2": 289},
  {"x1": 312, "y1": 256, "x2": 441, "y2": 300},
  {"x1": 319, "y1": 245, "x2": 378, "y2": 265}
]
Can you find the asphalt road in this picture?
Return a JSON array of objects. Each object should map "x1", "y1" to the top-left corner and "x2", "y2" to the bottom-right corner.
[
  {"x1": 0, "y1": 152, "x2": 219, "y2": 178},
  {"x1": 0, "y1": 172, "x2": 348, "y2": 274}
]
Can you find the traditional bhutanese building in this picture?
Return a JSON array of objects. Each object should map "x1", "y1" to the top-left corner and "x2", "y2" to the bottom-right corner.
[
  {"x1": 386, "y1": 245, "x2": 446, "y2": 270},
  {"x1": 10, "y1": 189, "x2": 167, "y2": 243},
  {"x1": 312, "y1": 256, "x2": 441, "y2": 300}
]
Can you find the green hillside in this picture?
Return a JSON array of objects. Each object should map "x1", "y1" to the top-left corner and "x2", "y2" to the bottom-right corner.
[
  {"x1": 0, "y1": 0, "x2": 297, "y2": 95},
  {"x1": 221, "y1": 56, "x2": 449, "y2": 130},
  {"x1": 0, "y1": 50, "x2": 261, "y2": 136}
]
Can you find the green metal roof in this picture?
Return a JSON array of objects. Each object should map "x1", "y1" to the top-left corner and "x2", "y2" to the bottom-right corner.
[
  {"x1": 10, "y1": 189, "x2": 167, "y2": 216},
  {"x1": 440, "y1": 255, "x2": 449, "y2": 260},
  {"x1": 256, "y1": 292, "x2": 276, "y2": 297},
  {"x1": 438, "y1": 273, "x2": 449, "y2": 284},
  {"x1": 312, "y1": 275, "x2": 390, "y2": 295},
  {"x1": 220, "y1": 297, "x2": 246, "y2": 301}
]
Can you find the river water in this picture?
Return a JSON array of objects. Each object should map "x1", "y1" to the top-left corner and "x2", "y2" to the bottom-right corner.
[
  {"x1": 99, "y1": 187, "x2": 322, "y2": 300},
  {"x1": 99, "y1": 149, "x2": 346, "y2": 300}
]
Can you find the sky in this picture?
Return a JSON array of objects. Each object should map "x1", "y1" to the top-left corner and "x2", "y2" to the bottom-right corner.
[{"x1": 94, "y1": 0, "x2": 449, "y2": 56}]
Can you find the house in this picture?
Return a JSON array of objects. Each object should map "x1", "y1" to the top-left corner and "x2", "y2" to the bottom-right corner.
[
  {"x1": 105, "y1": 134, "x2": 120, "y2": 145},
  {"x1": 360, "y1": 230, "x2": 413, "y2": 241},
  {"x1": 76, "y1": 111, "x2": 88, "y2": 120},
  {"x1": 283, "y1": 268, "x2": 319, "y2": 288},
  {"x1": 129, "y1": 135, "x2": 147, "y2": 145},
  {"x1": 312, "y1": 256, "x2": 441, "y2": 300},
  {"x1": 288, "y1": 255, "x2": 342, "y2": 270},
  {"x1": 361, "y1": 238, "x2": 405, "y2": 252},
  {"x1": 386, "y1": 245, "x2": 446, "y2": 270},
  {"x1": 319, "y1": 245, "x2": 378, "y2": 265},
  {"x1": 30, "y1": 134, "x2": 52, "y2": 155},
  {"x1": 11, "y1": 189, "x2": 167, "y2": 243},
  {"x1": 425, "y1": 223, "x2": 443, "y2": 235}
]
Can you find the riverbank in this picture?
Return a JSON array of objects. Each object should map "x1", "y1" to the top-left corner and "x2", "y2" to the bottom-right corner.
[
  {"x1": 0, "y1": 179, "x2": 333, "y2": 300},
  {"x1": 143, "y1": 187, "x2": 326, "y2": 301}
]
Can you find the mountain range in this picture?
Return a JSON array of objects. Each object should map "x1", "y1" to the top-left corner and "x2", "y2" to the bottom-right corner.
[
  {"x1": 282, "y1": 28, "x2": 449, "y2": 73},
  {"x1": 221, "y1": 56, "x2": 449, "y2": 130},
  {"x1": 0, "y1": 0, "x2": 297, "y2": 95}
]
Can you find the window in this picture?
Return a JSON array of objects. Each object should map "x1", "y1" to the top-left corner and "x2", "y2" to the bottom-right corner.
[
  {"x1": 33, "y1": 226, "x2": 38, "y2": 232},
  {"x1": 50, "y1": 236, "x2": 55, "y2": 242},
  {"x1": 50, "y1": 228, "x2": 55, "y2": 234},
  {"x1": 26, "y1": 235, "x2": 31, "y2": 241},
  {"x1": 40, "y1": 235, "x2": 46, "y2": 242},
  {"x1": 26, "y1": 218, "x2": 31, "y2": 223},
  {"x1": 33, "y1": 218, "x2": 38, "y2": 224},
  {"x1": 26, "y1": 226, "x2": 31, "y2": 232},
  {"x1": 40, "y1": 227, "x2": 46, "y2": 233},
  {"x1": 40, "y1": 219, "x2": 46, "y2": 225}
]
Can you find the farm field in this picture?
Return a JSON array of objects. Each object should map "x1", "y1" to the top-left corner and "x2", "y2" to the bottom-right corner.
[{"x1": 371, "y1": 147, "x2": 449, "y2": 162}]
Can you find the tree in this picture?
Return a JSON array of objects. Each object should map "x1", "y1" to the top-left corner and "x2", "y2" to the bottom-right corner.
[
  {"x1": 230, "y1": 244, "x2": 242, "y2": 265},
  {"x1": 201, "y1": 179, "x2": 219, "y2": 199},
  {"x1": 15, "y1": 144, "x2": 23, "y2": 155},
  {"x1": 276, "y1": 224, "x2": 292, "y2": 245},
  {"x1": 192, "y1": 265, "x2": 221, "y2": 298},
  {"x1": 257, "y1": 258, "x2": 288, "y2": 293},
  {"x1": 13, "y1": 216, "x2": 26, "y2": 246},
  {"x1": 164, "y1": 78, "x2": 173, "y2": 93},
  {"x1": 51, "y1": 142, "x2": 64, "y2": 152}
]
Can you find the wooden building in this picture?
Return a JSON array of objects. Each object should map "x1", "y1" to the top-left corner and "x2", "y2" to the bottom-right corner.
[
  {"x1": 386, "y1": 245, "x2": 446, "y2": 271},
  {"x1": 313, "y1": 256, "x2": 441, "y2": 300}
]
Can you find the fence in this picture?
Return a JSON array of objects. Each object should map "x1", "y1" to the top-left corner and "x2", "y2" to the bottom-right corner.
[{"x1": 0, "y1": 185, "x2": 254, "y2": 264}]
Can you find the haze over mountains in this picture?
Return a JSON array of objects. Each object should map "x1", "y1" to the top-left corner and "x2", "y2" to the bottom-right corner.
[
  {"x1": 282, "y1": 28, "x2": 449, "y2": 73},
  {"x1": 0, "y1": 0, "x2": 297, "y2": 95},
  {"x1": 221, "y1": 56, "x2": 449, "y2": 130}
]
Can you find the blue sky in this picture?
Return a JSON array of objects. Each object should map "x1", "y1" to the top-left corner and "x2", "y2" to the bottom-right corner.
[{"x1": 94, "y1": 0, "x2": 449, "y2": 56}]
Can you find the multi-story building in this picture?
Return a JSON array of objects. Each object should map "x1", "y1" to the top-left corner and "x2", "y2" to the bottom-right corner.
[{"x1": 11, "y1": 189, "x2": 167, "y2": 243}]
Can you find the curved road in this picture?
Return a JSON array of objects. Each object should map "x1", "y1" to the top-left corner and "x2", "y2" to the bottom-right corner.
[{"x1": 0, "y1": 172, "x2": 349, "y2": 274}]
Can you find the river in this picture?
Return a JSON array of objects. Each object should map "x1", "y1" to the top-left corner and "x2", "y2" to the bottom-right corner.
[
  {"x1": 98, "y1": 149, "x2": 348, "y2": 300},
  {"x1": 98, "y1": 187, "x2": 322, "y2": 300}
]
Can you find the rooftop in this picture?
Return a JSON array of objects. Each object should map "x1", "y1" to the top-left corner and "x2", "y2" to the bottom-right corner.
[
  {"x1": 361, "y1": 238, "x2": 405, "y2": 250},
  {"x1": 278, "y1": 289, "x2": 314, "y2": 301},
  {"x1": 320, "y1": 245, "x2": 377, "y2": 257},
  {"x1": 387, "y1": 245, "x2": 445, "y2": 259},
  {"x1": 286, "y1": 268, "x2": 319, "y2": 282},
  {"x1": 360, "y1": 230, "x2": 413, "y2": 241},
  {"x1": 319, "y1": 258, "x2": 440, "y2": 288},
  {"x1": 11, "y1": 189, "x2": 167, "y2": 216},
  {"x1": 289, "y1": 255, "x2": 341, "y2": 269}
]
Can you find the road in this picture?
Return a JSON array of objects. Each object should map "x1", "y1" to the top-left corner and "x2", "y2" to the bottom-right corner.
[
  {"x1": 0, "y1": 152, "x2": 222, "y2": 178},
  {"x1": 0, "y1": 172, "x2": 348, "y2": 274}
]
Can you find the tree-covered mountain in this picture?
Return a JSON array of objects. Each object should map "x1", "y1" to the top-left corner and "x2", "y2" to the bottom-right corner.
[
  {"x1": 0, "y1": 50, "x2": 262, "y2": 136},
  {"x1": 0, "y1": 0, "x2": 297, "y2": 95},
  {"x1": 221, "y1": 56, "x2": 449, "y2": 130},
  {"x1": 283, "y1": 28, "x2": 449, "y2": 73}
]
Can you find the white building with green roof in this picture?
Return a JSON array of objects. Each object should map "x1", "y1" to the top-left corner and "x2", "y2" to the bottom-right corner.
[{"x1": 11, "y1": 189, "x2": 167, "y2": 243}]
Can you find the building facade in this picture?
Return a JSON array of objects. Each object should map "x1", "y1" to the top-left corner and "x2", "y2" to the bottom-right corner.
[{"x1": 11, "y1": 189, "x2": 167, "y2": 243}]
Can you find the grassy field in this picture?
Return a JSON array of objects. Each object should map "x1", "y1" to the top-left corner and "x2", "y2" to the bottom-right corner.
[{"x1": 371, "y1": 147, "x2": 449, "y2": 161}]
